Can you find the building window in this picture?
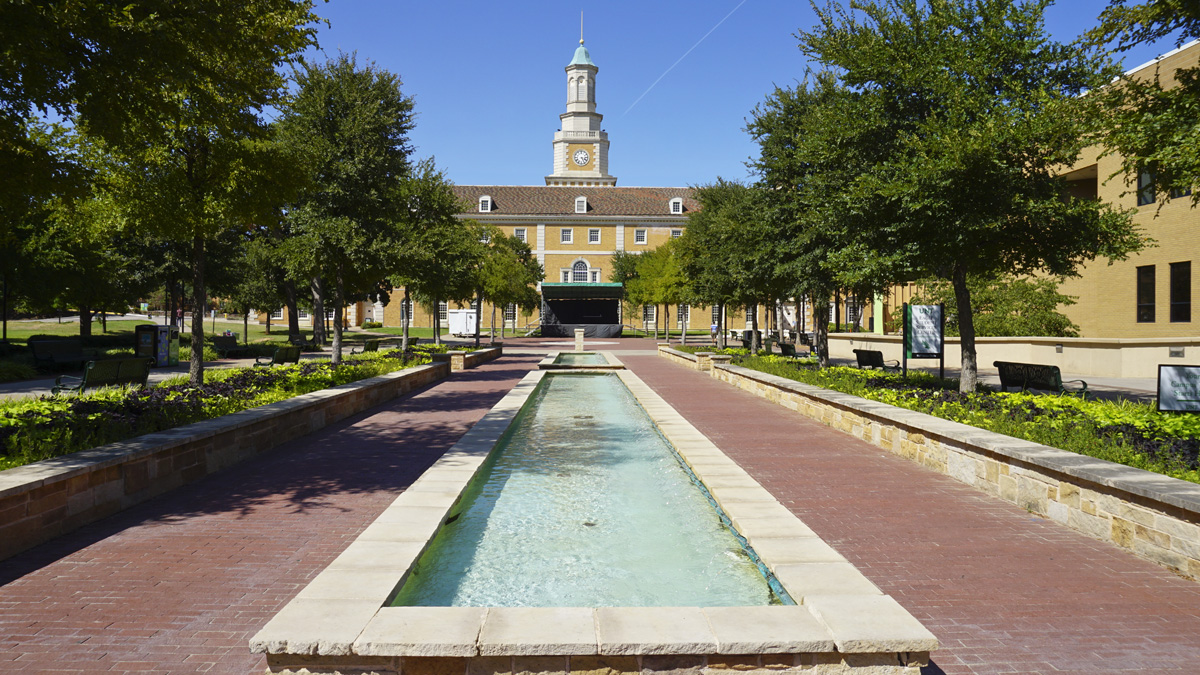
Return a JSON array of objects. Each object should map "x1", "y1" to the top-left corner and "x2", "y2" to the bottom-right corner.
[
  {"x1": 572, "y1": 261, "x2": 589, "y2": 282},
  {"x1": 1170, "y1": 186, "x2": 1194, "y2": 200},
  {"x1": 479, "y1": 232, "x2": 491, "y2": 244},
  {"x1": 479, "y1": 196, "x2": 492, "y2": 212},
  {"x1": 671, "y1": 229, "x2": 682, "y2": 239},
  {"x1": 504, "y1": 304, "x2": 517, "y2": 323},
  {"x1": 643, "y1": 305, "x2": 656, "y2": 323},
  {"x1": 1137, "y1": 265, "x2": 1155, "y2": 323},
  {"x1": 561, "y1": 228, "x2": 573, "y2": 244},
  {"x1": 561, "y1": 270, "x2": 570, "y2": 282},
  {"x1": 677, "y1": 305, "x2": 689, "y2": 323},
  {"x1": 575, "y1": 197, "x2": 587, "y2": 214},
  {"x1": 712, "y1": 306, "x2": 721, "y2": 324},
  {"x1": 297, "y1": 309, "x2": 310, "y2": 320},
  {"x1": 590, "y1": 270, "x2": 599, "y2": 282},
  {"x1": 588, "y1": 228, "x2": 600, "y2": 244},
  {"x1": 670, "y1": 198, "x2": 683, "y2": 214},
  {"x1": 634, "y1": 229, "x2": 647, "y2": 244},
  {"x1": 270, "y1": 309, "x2": 283, "y2": 320},
  {"x1": 401, "y1": 299, "x2": 412, "y2": 323},
  {"x1": 1138, "y1": 169, "x2": 1155, "y2": 206},
  {"x1": 1171, "y1": 261, "x2": 1191, "y2": 323},
  {"x1": 438, "y1": 301, "x2": 448, "y2": 321},
  {"x1": 514, "y1": 228, "x2": 526, "y2": 243}
]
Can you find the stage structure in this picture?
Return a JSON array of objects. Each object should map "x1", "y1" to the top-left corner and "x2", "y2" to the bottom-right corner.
[{"x1": 540, "y1": 283, "x2": 624, "y2": 338}]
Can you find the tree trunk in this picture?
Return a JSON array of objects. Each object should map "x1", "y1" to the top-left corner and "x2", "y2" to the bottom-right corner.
[
  {"x1": 1, "y1": 273, "x2": 7, "y2": 343},
  {"x1": 814, "y1": 299, "x2": 830, "y2": 368},
  {"x1": 79, "y1": 303, "x2": 92, "y2": 342},
  {"x1": 718, "y1": 302, "x2": 726, "y2": 349},
  {"x1": 680, "y1": 306, "x2": 687, "y2": 346},
  {"x1": 474, "y1": 292, "x2": 482, "y2": 348},
  {"x1": 433, "y1": 301, "x2": 442, "y2": 346},
  {"x1": 402, "y1": 288, "x2": 411, "y2": 353},
  {"x1": 310, "y1": 277, "x2": 326, "y2": 345},
  {"x1": 751, "y1": 303, "x2": 760, "y2": 353},
  {"x1": 331, "y1": 267, "x2": 345, "y2": 364},
  {"x1": 189, "y1": 234, "x2": 206, "y2": 386},
  {"x1": 953, "y1": 266, "x2": 977, "y2": 393},
  {"x1": 100, "y1": 310, "x2": 107, "y2": 333},
  {"x1": 243, "y1": 312, "x2": 249, "y2": 346},
  {"x1": 491, "y1": 303, "x2": 496, "y2": 343},
  {"x1": 284, "y1": 281, "x2": 300, "y2": 339}
]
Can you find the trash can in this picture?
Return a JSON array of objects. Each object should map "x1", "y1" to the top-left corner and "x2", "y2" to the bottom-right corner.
[{"x1": 135, "y1": 325, "x2": 180, "y2": 367}]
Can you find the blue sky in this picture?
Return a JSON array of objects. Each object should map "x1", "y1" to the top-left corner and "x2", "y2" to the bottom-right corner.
[{"x1": 306, "y1": 0, "x2": 1185, "y2": 188}]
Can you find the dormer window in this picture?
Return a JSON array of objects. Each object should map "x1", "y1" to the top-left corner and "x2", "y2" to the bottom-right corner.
[
  {"x1": 575, "y1": 196, "x2": 588, "y2": 214},
  {"x1": 669, "y1": 197, "x2": 684, "y2": 214},
  {"x1": 479, "y1": 196, "x2": 492, "y2": 213}
]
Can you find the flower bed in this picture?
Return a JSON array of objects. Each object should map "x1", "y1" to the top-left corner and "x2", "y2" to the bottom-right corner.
[
  {"x1": 737, "y1": 356, "x2": 1200, "y2": 484},
  {"x1": 0, "y1": 351, "x2": 430, "y2": 471}
]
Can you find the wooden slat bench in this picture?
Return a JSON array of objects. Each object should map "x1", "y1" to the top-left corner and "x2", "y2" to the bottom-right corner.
[
  {"x1": 289, "y1": 333, "x2": 317, "y2": 350},
  {"x1": 52, "y1": 358, "x2": 154, "y2": 395},
  {"x1": 993, "y1": 361, "x2": 1088, "y2": 398},
  {"x1": 853, "y1": 349, "x2": 899, "y2": 371},
  {"x1": 30, "y1": 339, "x2": 92, "y2": 370},
  {"x1": 255, "y1": 345, "x2": 301, "y2": 367}
]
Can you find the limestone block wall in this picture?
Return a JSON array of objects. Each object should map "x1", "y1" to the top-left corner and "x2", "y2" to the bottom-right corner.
[
  {"x1": 0, "y1": 362, "x2": 450, "y2": 562},
  {"x1": 657, "y1": 346, "x2": 1200, "y2": 581}
]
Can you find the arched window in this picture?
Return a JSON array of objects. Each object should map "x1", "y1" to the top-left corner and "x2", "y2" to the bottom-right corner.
[
  {"x1": 577, "y1": 77, "x2": 587, "y2": 101},
  {"x1": 572, "y1": 261, "x2": 589, "y2": 282},
  {"x1": 568, "y1": 77, "x2": 576, "y2": 101}
]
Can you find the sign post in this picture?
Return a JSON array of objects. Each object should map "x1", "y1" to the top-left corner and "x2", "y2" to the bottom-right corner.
[
  {"x1": 1158, "y1": 365, "x2": 1200, "y2": 412},
  {"x1": 903, "y1": 303, "x2": 945, "y2": 380}
]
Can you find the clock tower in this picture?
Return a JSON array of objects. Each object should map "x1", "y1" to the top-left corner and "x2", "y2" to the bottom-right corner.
[{"x1": 546, "y1": 39, "x2": 617, "y2": 187}]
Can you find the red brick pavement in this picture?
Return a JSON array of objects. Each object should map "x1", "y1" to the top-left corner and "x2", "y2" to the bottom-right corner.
[
  {"x1": 0, "y1": 355, "x2": 542, "y2": 675},
  {"x1": 621, "y1": 354, "x2": 1200, "y2": 675}
]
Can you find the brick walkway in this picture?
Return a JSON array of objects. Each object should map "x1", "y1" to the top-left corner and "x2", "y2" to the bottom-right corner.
[
  {"x1": 620, "y1": 354, "x2": 1200, "y2": 675},
  {"x1": 0, "y1": 355, "x2": 542, "y2": 675}
]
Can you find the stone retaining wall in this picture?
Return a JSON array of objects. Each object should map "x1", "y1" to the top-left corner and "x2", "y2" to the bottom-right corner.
[
  {"x1": 658, "y1": 346, "x2": 1200, "y2": 581},
  {"x1": 0, "y1": 362, "x2": 451, "y2": 562}
]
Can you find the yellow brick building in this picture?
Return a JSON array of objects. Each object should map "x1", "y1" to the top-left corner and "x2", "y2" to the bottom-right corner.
[{"x1": 1057, "y1": 40, "x2": 1200, "y2": 338}]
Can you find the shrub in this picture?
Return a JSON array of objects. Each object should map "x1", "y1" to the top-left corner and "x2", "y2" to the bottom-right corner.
[
  {"x1": 0, "y1": 353, "x2": 431, "y2": 470},
  {"x1": 361, "y1": 320, "x2": 383, "y2": 329},
  {"x1": 0, "y1": 362, "x2": 38, "y2": 383}
]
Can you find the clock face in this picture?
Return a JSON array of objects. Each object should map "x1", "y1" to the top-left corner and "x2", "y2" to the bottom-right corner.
[{"x1": 572, "y1": 149, "x2": 590, "y2": 166}]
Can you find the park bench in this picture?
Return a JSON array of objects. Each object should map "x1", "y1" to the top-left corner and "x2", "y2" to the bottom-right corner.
[
  {"x1": 255, "y1": 345, "x2": 301, "y2": 367},
  {"x1": 30, "y1": 339, "x2": 92, "y2": 370},
  {"x1": 211, "y1": 335, "x2": 248, "y2": 359},
  {"x1": 779, "y1": 342, "x2": 811, "y2": 358},
  {"x1": 52, "y1": 358, "x2": 154, "y2": 395},
  {"x1": 993, "y1": 361, "x2": 1088, "y2": 398},
  {"x1": 350, "y1": 339, "x2": 381, "y2": 355},
  {"x1": 853, "y1": 349, "x2": 899, "y2": 371}
]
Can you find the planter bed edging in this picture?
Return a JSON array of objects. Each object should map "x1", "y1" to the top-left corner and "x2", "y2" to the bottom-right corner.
[
  {"x1": 656, "y1": 346, "x2": 1200, "y2": 581},
  {"x1": 0, "y1": 361, "x2": 451, "y2": 562}
]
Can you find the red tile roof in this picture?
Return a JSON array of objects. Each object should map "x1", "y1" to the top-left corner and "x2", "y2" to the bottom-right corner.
[{"x1": 453, "y1": 185, "x2": 698, "y2": 217}]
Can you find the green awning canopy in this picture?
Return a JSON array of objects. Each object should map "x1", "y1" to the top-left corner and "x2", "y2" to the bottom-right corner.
[{"x1": 541, "y1": 283, "x2": 624, "y2": 300}]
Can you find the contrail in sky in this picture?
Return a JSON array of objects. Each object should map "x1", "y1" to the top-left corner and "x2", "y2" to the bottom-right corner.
[{"x1": 623, "y1": 0, "x2": 750, "y2": 116}]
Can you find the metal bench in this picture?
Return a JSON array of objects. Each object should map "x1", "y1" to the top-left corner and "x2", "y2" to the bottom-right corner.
[
  {"x1": 52, "y1": 358, "x2": 154, "y2": 395},
  {"x1": 288, "y1": 333, "x2": 317, "y2": 350},
  {"x1": 350, "y1": 339, "x2": 381, "y2": 355},
  {"x1": 255, "y1": 345, "x2": 302, "y2": 367},
  {"x1": 993, "y1": 361, "x2": 1088, "y2": 398},
  {"x1": 30, "y1": 339, "x2": 92, "y2": 370},
  {"x1": 779, "y1": 342, "x2": 810, "y2": 358},
  {"x1": 853, "y1": 349, "x2": 899, "y2": 371}
]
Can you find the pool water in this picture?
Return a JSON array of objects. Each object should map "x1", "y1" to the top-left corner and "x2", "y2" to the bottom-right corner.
[
  {"x1": 553, "y1": 352, "x2": 606, "y2": 366},
  {"x1": 390, "y1": 373, "x2": 780, "y2": 607}
]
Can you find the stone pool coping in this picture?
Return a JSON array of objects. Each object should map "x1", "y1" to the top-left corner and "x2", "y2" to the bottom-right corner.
[
  {"x1": 537, "y1": 351, "x2": 626, "y2": 370},
  {"x1": 250, "y1": 369, "x2": 937, "y2": 666}
]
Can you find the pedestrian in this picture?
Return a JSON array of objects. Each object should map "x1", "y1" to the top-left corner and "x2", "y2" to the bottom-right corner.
[{"x1": 175, "y1": 308, "x2": 183, "y2": 329}]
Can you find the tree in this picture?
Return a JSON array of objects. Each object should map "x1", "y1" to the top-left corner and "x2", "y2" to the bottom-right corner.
[
  {"x1": 797, "y1": 0, "x2": 1145, "y2": 390},
  {"x1": 1087, "y1": 0, "x2": 1200, "y2": 204},
  {"x1": 910, "y1": 274, "x2": 1081, "y2": 337},
  {"x1": 474, "y1": 227, "x2": 543, "y2": 346},
  {"x1": 610, "y1": 251, "x2": 650, "y2": 337},
  {"x1": 277, "y1": 53, "x2": 417, "y2": 363}
]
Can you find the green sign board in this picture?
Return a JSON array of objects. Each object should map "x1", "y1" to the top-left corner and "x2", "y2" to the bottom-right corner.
[
  {"x1": 905, "y1": 304, "x2": 943, "y2": 359},
  {"x1": 1158, "y1": 365, "x2": 1200, "y2": 412}
]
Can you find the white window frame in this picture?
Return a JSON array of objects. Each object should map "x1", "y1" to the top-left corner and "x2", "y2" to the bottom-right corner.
[
  {"x1": 643, "y1": 305, "x2": 656, "y2": 324},
  {"x1": 671, "y1": 229, "x2": 683, "y2": 239},
  {"x1": 575, "y1": 196, "x2": 587, "y2": 214},
  {"x1": 669, "y1": 197, "x2": 683, "y2": 214},
  {"x1": 588, "y1": 228, "x2": 600, "y2": 244},
  {"x1": 504, "y1": 303, "x2": 517, "y2": 323},
  {"x1": 572, "y1": 260, "x2": 589, "y2": 283},
  {"x1": 438, "y1": 302, "x2": 448, "y2": 321},
  {"x1": 513, "y1": 227, "x2": 526, "y2": 243},
  {"x1": 677, "y1": 305, "x2": 690, "y2": 323},
  {"x1": 591, "y1": 270, "x2": 599, "y2": 283},
  {"x1": 297, "y1": 309, "x2": 310, "y2": 320},
  {"x1": 561, "y1": 228, "x2": 573, "y2": 244},
  {"x1": 479, "y1": 195, "x2": 492, "y2": 213},
  {"x1": 270, "y1": 308, "x2": 283, "y2": 320},
  {"x1": 562, "y1": 270, "x2": 570, "y2": 282},
  {"x1": 634, "y1": 229, "x2": 647, "y2": 245},
  {"x1": 712, "y1": 306, "x2": 721, "y2": 324}
]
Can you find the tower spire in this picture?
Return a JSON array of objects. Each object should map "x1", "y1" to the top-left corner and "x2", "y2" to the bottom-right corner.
[{"x1": 580, "y1": 12, "x2": 584, "y2": 44}]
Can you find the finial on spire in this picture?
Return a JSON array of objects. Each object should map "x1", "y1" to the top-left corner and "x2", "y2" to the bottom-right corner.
[{"x1": 580, "y1": 12, "x2": 584, "y2": 44}]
